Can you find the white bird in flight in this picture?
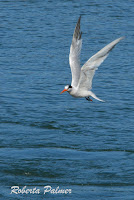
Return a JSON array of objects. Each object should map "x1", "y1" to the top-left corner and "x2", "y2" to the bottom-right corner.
[{"x1": 61, "y1": 16, "x2": 123, "y2": 102}]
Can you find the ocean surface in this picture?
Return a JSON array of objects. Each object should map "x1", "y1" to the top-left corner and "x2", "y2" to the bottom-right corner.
[{"x1": 0, "y1": 0, "x2": 134, "y2": 199}]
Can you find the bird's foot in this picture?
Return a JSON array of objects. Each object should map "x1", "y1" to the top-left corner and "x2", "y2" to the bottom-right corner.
[{"x1": 85, "y1": 97, "x2": 93, "y2": 102}]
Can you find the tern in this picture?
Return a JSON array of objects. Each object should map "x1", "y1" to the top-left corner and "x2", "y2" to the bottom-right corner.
[{"x1": 60, "y1": 16, "x2": 123, "y2": 102}]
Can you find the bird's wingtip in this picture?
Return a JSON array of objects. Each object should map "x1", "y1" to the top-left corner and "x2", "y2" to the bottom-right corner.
[
  {"x1": 119, "y1": 36, "x2": 125, "y2": 41},
  {"x1": 78, "y1": 15, "x2": 81, "y2": 23}
]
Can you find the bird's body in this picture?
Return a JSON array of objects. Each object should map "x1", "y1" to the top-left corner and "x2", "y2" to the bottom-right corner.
[
  {"x1": 69, "y1": 89, "x2": 90, "y2": 98},
  {"x1": 61, "y1": 16, "x2": 123, "y2": 102}
]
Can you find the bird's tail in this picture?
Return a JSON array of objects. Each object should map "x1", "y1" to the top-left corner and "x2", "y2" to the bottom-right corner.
[{"x1": 90, "y1": 91, "x2": 105, "y2": 102}]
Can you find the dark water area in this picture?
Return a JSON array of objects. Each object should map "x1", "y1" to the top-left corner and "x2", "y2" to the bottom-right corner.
[{"x1": 0, "y1": 0, "x2": 134, "y2": 199}]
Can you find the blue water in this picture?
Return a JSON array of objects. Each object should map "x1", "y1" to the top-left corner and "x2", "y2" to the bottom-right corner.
[{"x1": 0, "y1": 0, "x2": 134, "y2": 199}]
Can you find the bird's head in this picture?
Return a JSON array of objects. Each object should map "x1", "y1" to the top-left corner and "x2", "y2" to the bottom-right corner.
[{"x1": 60, "y1": 85, "x2": 72, "y2": 94}]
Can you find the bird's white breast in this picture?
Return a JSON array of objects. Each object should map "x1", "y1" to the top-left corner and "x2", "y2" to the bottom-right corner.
[{"x1": 68, "y1": 88, "x2": 91, "y2": 98}]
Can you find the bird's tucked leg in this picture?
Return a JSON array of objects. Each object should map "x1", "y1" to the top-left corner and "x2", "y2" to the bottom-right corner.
[{"x1": 85, "y1": 97, "x2": 93, "y2": 102}]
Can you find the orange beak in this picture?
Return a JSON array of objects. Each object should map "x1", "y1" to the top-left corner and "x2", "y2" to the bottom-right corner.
[{"x1": 60, "y1": 89, "x2": 67, "y2": 94}]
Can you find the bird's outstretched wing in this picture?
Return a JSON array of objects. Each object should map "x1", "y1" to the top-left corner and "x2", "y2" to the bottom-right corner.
[
  {"x1": 69, "y1": 16, "x2": 82, "y2": 88},
  {"x1": 78, "y1": 37, "x2": 124, "y2": 91}
]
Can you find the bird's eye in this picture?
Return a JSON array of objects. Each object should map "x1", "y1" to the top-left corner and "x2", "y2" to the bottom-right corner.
[{"x1": 69, "y1": 85, "x2": 72, "y2": 88}]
